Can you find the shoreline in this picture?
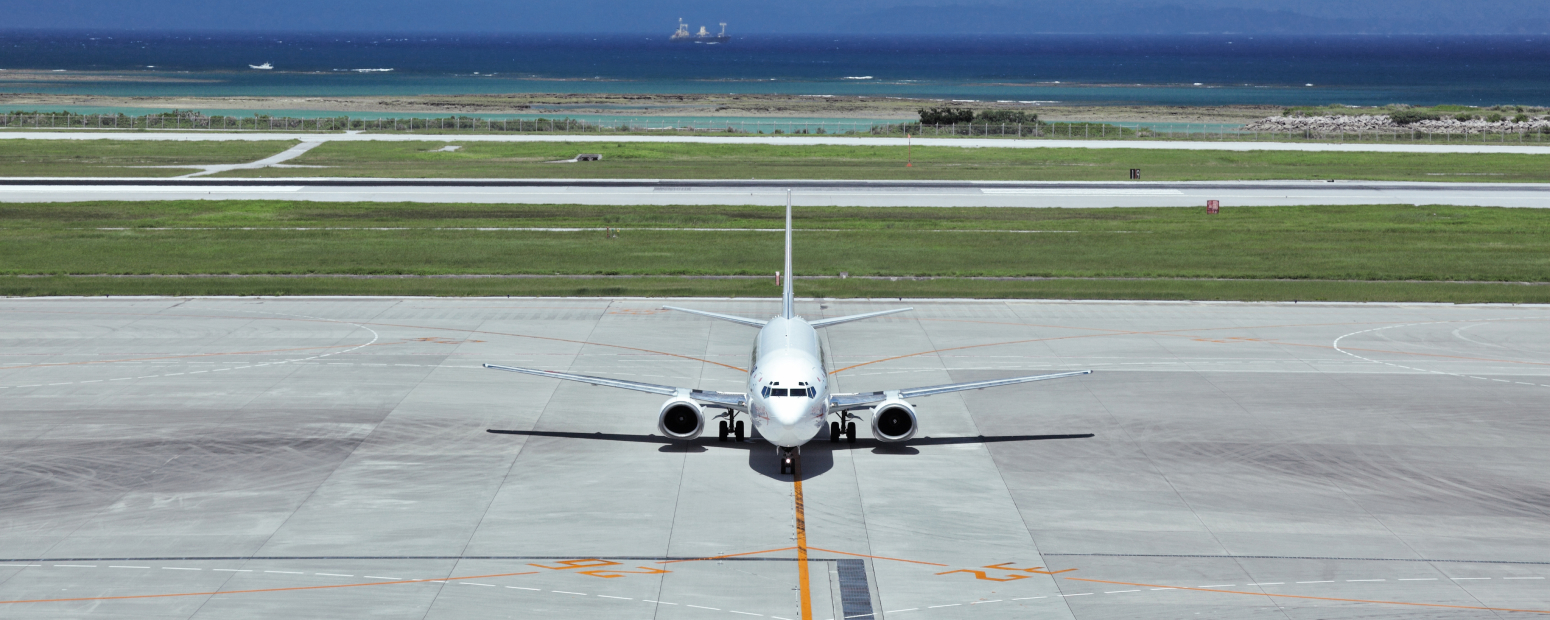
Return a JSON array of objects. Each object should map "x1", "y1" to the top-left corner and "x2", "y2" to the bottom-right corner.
[{"x1": 0, "y1": 93, "x2": 1282, "y2": 123}]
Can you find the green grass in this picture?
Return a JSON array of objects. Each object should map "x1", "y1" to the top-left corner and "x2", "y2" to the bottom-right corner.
[
  {"x1": 3, "y1": 203, "x2": 1550, "y2": 303},
  {"x1": 0, "y1": 139, "x2": 298, "y2": 177},
  {"x1": 5, "y1": 139, "x2": 1550, "y2": 182},
  {"x1": 203, "y1": 140, "x2": 1550, "y2": 182},
  {"x1": 6, "y1": 276, "x2": 1550, "y2": 303}
]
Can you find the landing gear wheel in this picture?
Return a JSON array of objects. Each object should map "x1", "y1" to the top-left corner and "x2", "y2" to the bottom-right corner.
[
  {"x1": 718, "y1": 420, "x2": 729, "y2": 442},
  {"x1": 779, "y1": 449, "x2": 794, "y2": 475},
  {"x1": 845, "y1": 421, "x2": 857, "y2": 443},
  {"x1": 734, "y1": 420, "x2": 745, "y2": 442},
  {"x1": 829, "y1": 421, "x2": 841, "y2": 442}
]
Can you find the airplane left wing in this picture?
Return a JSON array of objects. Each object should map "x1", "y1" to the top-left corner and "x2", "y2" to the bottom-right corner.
[
  {"x1": 483, "y1": 364, "x2": 747, "y2": 409},
  {"x1": 829, "y1": 370, "x2": 1091, "y2": 409}
]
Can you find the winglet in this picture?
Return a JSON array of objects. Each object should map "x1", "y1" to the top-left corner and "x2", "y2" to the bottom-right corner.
[{"x1": 782, "y1": 189, "x2": 795, "y2": 320}]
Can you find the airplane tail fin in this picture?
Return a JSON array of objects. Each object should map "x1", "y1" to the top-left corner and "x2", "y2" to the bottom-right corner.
[{"x1": 782, "y1": 190, "x2": 795, "y2": 320}]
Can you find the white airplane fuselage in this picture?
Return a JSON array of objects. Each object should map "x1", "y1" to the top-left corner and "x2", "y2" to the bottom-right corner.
[{"x1": 746, "y1": 315, "x2": 829, "y2": 448}]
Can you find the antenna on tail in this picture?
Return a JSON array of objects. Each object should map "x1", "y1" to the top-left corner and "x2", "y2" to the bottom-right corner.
[{"x1": 782, "y1": 190, "x2": 795, "y2": 320}]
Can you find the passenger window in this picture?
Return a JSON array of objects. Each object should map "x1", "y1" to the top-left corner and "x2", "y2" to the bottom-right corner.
[{"x1": 772, "y1": 388, "x2": 789, "y2": 397}]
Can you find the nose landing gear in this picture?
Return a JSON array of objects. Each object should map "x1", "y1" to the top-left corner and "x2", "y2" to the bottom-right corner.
[{"x1": 779, "y1": 446, "x2": 798, "y2": 475}]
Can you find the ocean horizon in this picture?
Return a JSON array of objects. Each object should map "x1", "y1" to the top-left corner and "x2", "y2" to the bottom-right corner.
[{"x1": 3, "y1": 32, "x2": 1550, "y2": 105}]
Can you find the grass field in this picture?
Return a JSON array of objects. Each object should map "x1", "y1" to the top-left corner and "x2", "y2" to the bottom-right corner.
[
  {"x1": 212, "y1": 141, "x2": 1550, "y2": 182},
  {"x1": 0, "y1": 139, "x2": 297, "y2": 177},
  {"x1": 6, "y1": 138, "x2": 1550, "y2": 182},
  {"x1": 3, "y1": 201, "x2": 1549, "y2": 301}
]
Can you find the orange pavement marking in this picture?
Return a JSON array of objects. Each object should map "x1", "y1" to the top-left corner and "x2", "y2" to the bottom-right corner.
[
  {"x1": 793, "y1": 455, "x2": 814, "y2": 620},
  {"x1": 0, "y1": 570, "x2": 539, "y2": 606},
  {"x1": 1066, "y1": 577, "x2": 1550, "y2": 614},
  {"x1": 833, "y1": 316, "x2": 1550, "y2": 375},
  {"x1": 805, "y1": 547, "x2": 949, "y2": 567},
  {"x1": 0, "y1": 342, "x2": 377, "y2": 371},
  {"x1": 0, "y1": 309, "x2": 746, "y2": 373},
  {"x1": 656, "y1": 547, "x2": 798, "y2": 564}
]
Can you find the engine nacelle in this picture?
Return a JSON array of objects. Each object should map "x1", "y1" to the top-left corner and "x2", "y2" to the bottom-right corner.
[
  {"x1": 657, "y1": 398, "x2": 705, "y2": 440},
  {"x1": 870, "y1": 400, "x2": 918, "y2": 443}
]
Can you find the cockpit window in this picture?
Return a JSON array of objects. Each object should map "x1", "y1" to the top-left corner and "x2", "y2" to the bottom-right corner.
[
  {"x1": 807, "y1": 386, "x2": 817, "y2": 398},
  {"x1": 761, "y1": 386, "x2": 770, "y2": 398},
  {"x1": 771, "y1": 388, "x2": 790, "y2": 397}
]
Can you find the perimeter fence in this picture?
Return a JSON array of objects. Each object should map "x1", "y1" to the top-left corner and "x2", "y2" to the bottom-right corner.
[{"x1": 6, "y1": 112, "x2": 1550, "y2": 144}]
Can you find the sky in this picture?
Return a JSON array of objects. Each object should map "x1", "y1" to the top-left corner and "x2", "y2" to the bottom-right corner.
[{"x1": 7, "y1": 0, "x2": 1550, "y2": 35}]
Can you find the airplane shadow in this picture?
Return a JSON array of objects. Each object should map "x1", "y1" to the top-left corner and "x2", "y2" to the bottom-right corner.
[{"x1": 486, "y1": 429, "x2": 1095, "y2": 480}]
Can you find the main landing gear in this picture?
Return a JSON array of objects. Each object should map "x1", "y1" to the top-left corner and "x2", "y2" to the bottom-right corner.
[
  {"x1": 779, "y1": 446, "x2": 798, "y2": 475},
  {"x1": 716, "y1": 410, "x2": 745, "y2": 442},
  {"x1": 829, "y1": 411, "x2": 859, "y2": 444}
]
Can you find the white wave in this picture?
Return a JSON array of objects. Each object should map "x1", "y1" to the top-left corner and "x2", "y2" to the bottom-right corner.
[
  {"x1": 352, "y1": 68, "x2": 394, "y2": 73},
  {"x1": 842, "y1": 76, "x2": 873, "y2": 80}
]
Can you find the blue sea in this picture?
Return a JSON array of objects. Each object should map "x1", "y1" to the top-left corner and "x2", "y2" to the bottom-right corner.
[{"x1": 3, "y1": 33, "x2": 1550, "y2": 106}]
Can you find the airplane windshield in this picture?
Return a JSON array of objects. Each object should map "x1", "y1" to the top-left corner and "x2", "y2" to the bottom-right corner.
[{"x1": 771, "y1": 388, "x2": 789, "y2": 397}]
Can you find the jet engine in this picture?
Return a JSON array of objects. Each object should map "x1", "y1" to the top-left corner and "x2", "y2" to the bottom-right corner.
[
  {"x1": 657, "y1": 398, "x2": 705, "y2": 440},
  {"x1": 870, "y1": 399, "x2": 918, "y2": 443}
]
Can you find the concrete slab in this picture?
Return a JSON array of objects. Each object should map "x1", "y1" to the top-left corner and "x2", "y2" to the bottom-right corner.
[{"x1": 0, "y1": 297, "x2": 1548, "y2": 618}]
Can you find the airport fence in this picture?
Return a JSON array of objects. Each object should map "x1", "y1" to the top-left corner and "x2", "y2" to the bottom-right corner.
[{"x1": 5, "y1": 111, "x2": 1550, "y2": 144}]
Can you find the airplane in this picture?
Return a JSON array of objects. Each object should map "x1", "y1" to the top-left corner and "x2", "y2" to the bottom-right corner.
[{"x1": 485, "y1": 191, "x2": 1091, "y2": 475}]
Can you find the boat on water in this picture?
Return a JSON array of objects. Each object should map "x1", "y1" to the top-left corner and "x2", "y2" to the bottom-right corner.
[
  {"x1": 670, "y1": 19, "x2": 730, "y2": 43},
  {"x1": 249, "y1": 62, "x2": 273, "y2": 70}
]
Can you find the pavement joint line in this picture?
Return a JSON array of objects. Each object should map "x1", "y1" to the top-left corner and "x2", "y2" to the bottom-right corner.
[{"x1": 1066, "y1": 577, "x2": 1550, "y2": 614}]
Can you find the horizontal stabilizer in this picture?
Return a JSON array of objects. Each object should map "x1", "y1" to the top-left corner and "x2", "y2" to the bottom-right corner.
[
  {"x1": 661, "y1": 306, "x2": 767, "y2": 328},
  {"x1": 808, "y1": 307, "x2": 913, "y2": 329}
]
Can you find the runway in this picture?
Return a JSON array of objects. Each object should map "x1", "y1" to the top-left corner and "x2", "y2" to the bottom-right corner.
[
  {"x1": 2, "y1": 178, "x2": 1548, "y2": 208},
  {"x1": 2, "y1": 296, "x2": 1549, "y2": 619},
  {"x1": 4, "y1": 130, "x2": 1550, "y2": 154}
]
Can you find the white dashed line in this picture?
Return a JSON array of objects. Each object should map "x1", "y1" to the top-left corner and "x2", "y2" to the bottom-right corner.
[
  {"x1": 1149, "y1": 588, "x2": 1176, "y2": 591},
  {"x1": 265, "y1": 570, "x2": 304, "y2": 574},
  {"x1": 1297, "y1": 580, "x2": 1335, "y2": 584},
  {"x1": 1105, "y1": 590, "x2": 1140, "y2": 593},
  {"x1": 686, "y1": 604, "x2": 720, "y2": 610},
  {"x1": 1347, "y1": 579, "x2": 1385, "y2": 582},
  {"x1": 55, "y1": 565, "x2": 97, "y2": 568},
  {"x1": 729, "y1": 612, "x2": 763, "y2": 616},
  {"x1": 1398, "y1": 578, "x2": 1437, "y2": 581},
  {"x1": 554, "y1": 591, "x2": 587, "y2": 596},
  {"x1": 1507, "y1": 577, "x2": 1545, "y2": 580},
  {"x1": 1011, "y1": 596, "x2": 1047, "y2": 600},
  {"x1": 507, "y1": 586, "x2": 540, "y2": 591},
  {"x1": 597, "y1": 595, "x2": 632, "y2": 600},
  {"x1": 315, "y1": 573, "x2": 353, "y2": 577},
  {"x1": 365, "y1": 576, "x2": 401, "y2": 580},
  {"x1": 644, "y1": 600, "x2": 676, "y2": 605},
  {"x1": 1060, "y1": 593, "x2": 1092, "y2": 597},
  {"x1": 1452, "y1": 577, "x2": 1490, "y2": 580},
  {"x1": 463, "y1": 583, "x2": 495, "y2": 587},
  {"x1": 885, "y1": 609, "x2": 919, "y2": 613},
  {"x1": 1246, "y1": 582, "x2": 1283, "y2": 585},
  {"x1": 970, "y1": 600, "x2": 1002, "y2": 604},
  {"x1": 1199, "y1": 584, "x2": 1235, "y2": 588},
  {"x1": 928, "y1": 604, "x2": 960, "y2": 608},
  {"x1": 109, "y1": 566, "x2": 148, "y2": 569},
  {"x1": 162, "y1": 567, "x2": 200, "y2": 571}
]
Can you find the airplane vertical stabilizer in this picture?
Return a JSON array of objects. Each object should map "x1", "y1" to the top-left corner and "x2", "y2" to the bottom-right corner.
[{"x1": 782, "y1": 190, "x2": 795, "y2": 319}]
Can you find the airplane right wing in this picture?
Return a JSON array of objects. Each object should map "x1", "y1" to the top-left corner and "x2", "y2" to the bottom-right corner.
[
  {"x1": 483, "y1": 363, "x2": 747, "y2": 410},
  {"x1": 829, "y1": 370, "x2": 1091, "y2": 410}
]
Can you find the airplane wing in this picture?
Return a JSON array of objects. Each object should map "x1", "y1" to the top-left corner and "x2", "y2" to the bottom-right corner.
[
  {"x1": 483, "y1": 363, "x2": 748, "y2": 409},
  {"x1": 829, "y1": 370, "x2": 1091, "y2": 409},
  {"x1": 661, "y1": 306, "x2": 768, "y2": 328},
  {"x1": 808, "y1": 307, "x2": 914, "y2": 328}
]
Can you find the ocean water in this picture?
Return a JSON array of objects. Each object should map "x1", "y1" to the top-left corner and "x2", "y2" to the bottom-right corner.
[{"x1": 3, "y1": 33, "x2": 1550, "y2": 106}]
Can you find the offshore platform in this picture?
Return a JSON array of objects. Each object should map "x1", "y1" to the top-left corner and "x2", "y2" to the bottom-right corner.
[{"x1": 670, "y1": 19, "x2": 730, "y2": 43}]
